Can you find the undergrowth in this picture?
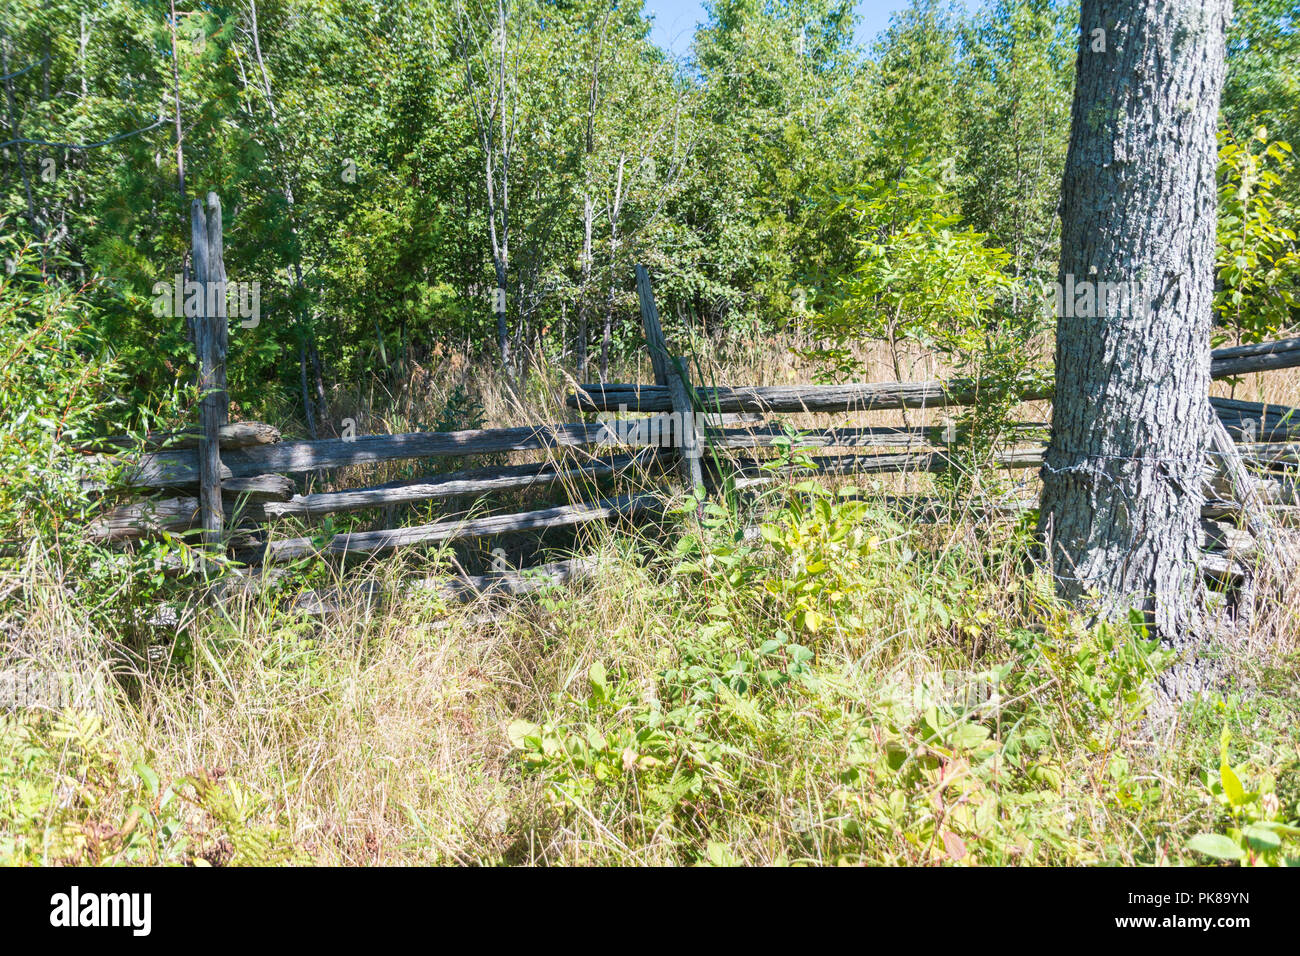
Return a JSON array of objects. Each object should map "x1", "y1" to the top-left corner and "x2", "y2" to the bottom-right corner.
[
  {"x1": 2, "y1": 245, "x2": 1298, "y2": 865},
  {"x1": 4, "y1": 485, "x2": 1298, "y2": 865}
]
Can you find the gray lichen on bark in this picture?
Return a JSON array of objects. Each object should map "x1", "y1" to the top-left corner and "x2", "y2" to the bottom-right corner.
[{"x1": 1040, "y1": 0, "x2": 1234, "y2": 676}]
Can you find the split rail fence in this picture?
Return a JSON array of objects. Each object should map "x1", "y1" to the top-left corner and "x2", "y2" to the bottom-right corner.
[{"x1": 87, "y1": 198, "x2": 1300, "y2": 605}]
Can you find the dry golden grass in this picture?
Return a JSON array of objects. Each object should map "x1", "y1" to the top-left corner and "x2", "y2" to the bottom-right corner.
[{"x1": 3, "y1": 335, "x2": 1299, "y2": 866}]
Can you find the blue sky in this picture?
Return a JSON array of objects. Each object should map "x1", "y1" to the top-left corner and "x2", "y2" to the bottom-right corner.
[{"x1": 644, "y1": 0, "x2": 981, "y2": 59}]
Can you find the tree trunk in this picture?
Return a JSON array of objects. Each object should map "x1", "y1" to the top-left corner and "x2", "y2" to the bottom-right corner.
[
  {"x1": 1039, "y1": 0, "x2": 1231, "y2": 640},
  {"x1": 599, "y1": 229, "x2": 616, "y2": 383},
  {"x1": 493, "y1": 256, "x2": 510, "y2": 369},
  {"x1": 577, "y1": 194, "x2": 593, "y2": 380}
]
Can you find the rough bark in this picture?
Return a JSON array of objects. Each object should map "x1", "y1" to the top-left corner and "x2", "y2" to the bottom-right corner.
[{"x1": 1039, "y1": 0, "x2": 1231, "y2": 641}]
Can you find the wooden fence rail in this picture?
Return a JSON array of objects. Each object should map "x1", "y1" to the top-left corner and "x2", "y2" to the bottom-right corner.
[{"x1": 84, "y1": 224, "x2": 1300, "y2": 599}]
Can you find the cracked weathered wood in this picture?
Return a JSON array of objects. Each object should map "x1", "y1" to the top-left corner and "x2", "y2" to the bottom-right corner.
[
  {"x1": 1210, "y1": 397, "x2": 1300, "y2": 442},
  {"x1": 248, "y1": 492, "x2": 665, "y2": 564},
  {"x1": 1207, "y1": 411, "x2": 1296, "y2": 576},
  {"x1": 89, "y1": 455, "x2": 653, "y2": 541},
  {"x1": 711, "y1": 422, "x2": 1047, "y2": 450},
  {"x1": 222, "y1": 474, "x2": 295, "y2": 501},
  {"x1": 89, "y1": 476, "x2": 295, "y2": 542},
  {"x1": 572, "y1": 383, "x2": 1299, "y2": 418},
  {"x1": 76, "y1": 421, "x2": 281, "y2": 453},
  {"x1": 261, "y1": 452, "x2": 653, "y2": 520},
  {"x1": 731, "y1": 448, "x2": 1043, "y2": 488},
  {"x1": 636, "y1": 264, "x2": 704, "y2": 497},
  {"x1": 568, "y1": 380, "x2": 1014, "y2": 414},
  {"x1": 89, "y1": 497, "x2": 199, "y2": 543},
  {"x1": 1210, "y1": 336, "x2": 1300, "y2": 377},
  {"x1": 192, "y1": 198, "x2": 224, "y2": 551},
  {"x1": 109, "y1": 422, "x2": 637, "y2": 490}
]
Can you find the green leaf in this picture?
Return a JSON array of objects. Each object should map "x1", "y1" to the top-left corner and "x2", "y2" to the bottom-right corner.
[
  {"x1": 1242, "y1": 824, "x2": 1283, "y2": 852},
  {"x1": 134, "y1": 761, "x2": 160, "y2": 799},
  {"x1": 1220, "y1": 762, "x2": 1246, "y2": 807},
  {"x1": 506, "y1": 720, "x2": 540, "y2": 749},
  {"x1": 1187, "y1": 833, "x2": 1245, "y2": 860},
  {"x1": 948, "y1": 723, "x2": 990, "y2": 749},
  {"x1": 589, "y1": 661, "x2": 608, "y2": 697}
]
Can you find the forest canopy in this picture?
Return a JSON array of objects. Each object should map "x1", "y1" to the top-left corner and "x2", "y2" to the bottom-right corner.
[{"x1": 1, "y1": 0, "x2": 1298, "y2": 427}]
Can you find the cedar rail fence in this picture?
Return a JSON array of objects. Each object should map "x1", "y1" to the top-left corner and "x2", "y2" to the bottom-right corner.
[{"x1": 84, "y1": 198, "x2": 1300, "y2": 604}]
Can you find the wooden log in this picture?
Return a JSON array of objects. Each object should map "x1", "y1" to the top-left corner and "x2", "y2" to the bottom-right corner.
[
  {"x1": 1200, "y1": 518, "x2": 1257, "y2": 555},
  {"x1": 568, "y1": 335, "x2": 1300, "y2": 414},
  {"x1": 223, "y1": 474, "x2": 295, "y2": 502},
  {"x1": 1209, "y1": 396, "x2": 1300, "y2": 418},
  {"x1": 96, "y1": 338, "x2": 1300, "y2": 494},
  {"x1": 191, "y1": 199, "x2": 224, "y2": 552},
  {"x1": 88, "y1": 497, "x2": 199, "y2": 543},
  {"x1": 568, "y1": 380, "x2": 1003, "y2": 414},
  {"x1": 807, "y1": 494, "x2": 1300, "y2": 527},
  {"x1": 636, "y1": 265, "x2": 704, "y2": 497},
  {"x1": 262, "y1": 452, "x2": 652, "y2": 520},
  {"x1": 170, "y1": 421, "x2": 278, "y2": 449},
  {"x1": 1210, "y1": 336, "x2": 1300, "y2": 360},
  {"x1": 1207, "y1": 410, "x2": 1295, "y2": 576},
  {"x1": 289, "y1": 558, "x2": 599, "y2": 616},
  {"x1": 206, "y1": 192, "x2": 229, "y2": 428},
  {"x1": 1201, "y1": 551, "x2": 1248, "y2": 581},
  {"x1": 731, "y1": 448, "x2": 1043, "y2": 487},
  {"x1": 108, "y1": 422, "x2": 637, "y2": 490},
  {"x1": 249, "y1": 492, "x2": 665, "y2": 564},
  {"x1": 713, "y1": 424, "x2": 937, "y2": 450},
  {"x1": 88, "y1": 454, "x2": 650, "y2": 543},
  {"x1": 1202, "y1": 499, "x2": 1300, "y2": 524},
  {"x1": 813, "y1": 448, "x2": 1043, "y2": 475},
  {"x1": 1236, "y1": 443, "x2": 1300, "y2": 466},
  {"x1": 88, "y1": 477, "x2": 294, "y2": 543},
  {"x1": 1210, "y1": 336, "x2": 1300, "y2": 378},
  {"x1": 75, "y1": 421, "x2": 282, "y2": 453},
  {"x1": 710, "y1": 422, "x2": 1047, "y2": 451},
  {"x1": 703, "y1": 412, "x2": 765, "y2": 427},
  {"x1": 577, "y1": 384, "x2": 1300, "y2": 429},
  {"x1": 1211, "y1": 396, "x2": 1300, "y2": 441},
  {"x1": 98, "y1": 454, "x2": 233, "y2": 491}
]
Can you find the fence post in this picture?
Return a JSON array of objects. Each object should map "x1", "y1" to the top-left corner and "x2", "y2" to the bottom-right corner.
[
  {"x1": 205, "y1": 192, "x2": 229, "y2": 428},
  {"x1": 191, "y1": 198, "x2": 226, "y2": 553},
  {"x1": 635, "y1": 265, "x2": 704, "y2": 507}
]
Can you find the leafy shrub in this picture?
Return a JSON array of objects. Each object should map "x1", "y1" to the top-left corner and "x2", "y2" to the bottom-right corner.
[
  {"x1": 0, "y1": 240, "x2": 117, "y2": 548},
  {"x1": 1187, "y1": 727, "x2": 1300, "y2": 866},
  {"x1": 0, "y1": 711, "x2": 300, "y2": 866},
  {"x1": 1215, "y1": 128, "x2": 1300, "y2": 343},
  {"x1": 507, "y1": 490, "x2": 1177, "y2": 864},
  {"x1": 810, "y1": 160, "x2": 1048, "y2": 486}
]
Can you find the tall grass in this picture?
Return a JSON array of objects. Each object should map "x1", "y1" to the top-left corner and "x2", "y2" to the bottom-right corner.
[{"x1": 3, "y1": 328, "x2": 1300, "y2": 865}]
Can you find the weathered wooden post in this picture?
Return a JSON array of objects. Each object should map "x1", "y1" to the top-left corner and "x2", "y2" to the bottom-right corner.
[
  {"x1": 635, "y1": 265, "x2": 704, "y2": 508},
  {"x1": 191, "y1": 197, "x2": 228, "y2": 553},
  {"x1": 205, "y1": 192, "x2": 229, "y2": 428}
]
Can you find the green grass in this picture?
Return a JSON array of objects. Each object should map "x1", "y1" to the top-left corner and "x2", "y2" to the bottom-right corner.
[{"x1": 4, "y1": 484, "x2": 1299, "y2": 866}]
